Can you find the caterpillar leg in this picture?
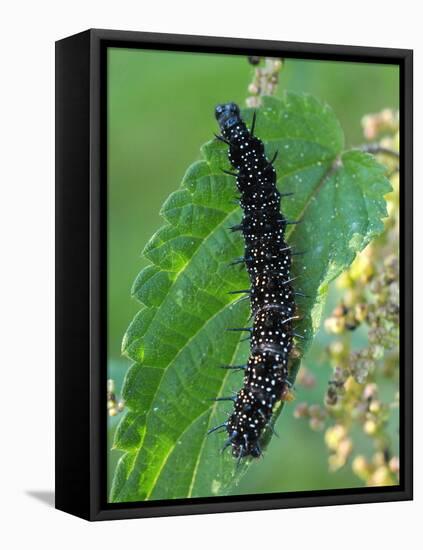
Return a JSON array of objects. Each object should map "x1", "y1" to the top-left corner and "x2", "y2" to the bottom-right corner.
[
  {"x1": 207, "y1": 423, "x2": 227, "y2": 435},
  {"x1": 220, "y1": 364, "x2": 247, "y2": 371},
  {"x1": 221, "y1": 168, "x2": 238, "y2": 177},
  {"x1": 214, "y1": 133, "x2": 230, "y2": 145},
  {"x1": 269, "y1": 150, "x2": 279, "y2": 164},
  {"x1": 250, "y1": 110, "x2": 257, "y2": 137}
]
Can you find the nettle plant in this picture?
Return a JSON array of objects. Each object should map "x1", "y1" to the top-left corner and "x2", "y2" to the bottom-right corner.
[{"x1": 109, "y1": 72, "x2": 394, "y2": 502}]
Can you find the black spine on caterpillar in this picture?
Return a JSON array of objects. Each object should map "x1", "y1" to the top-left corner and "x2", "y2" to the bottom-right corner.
[{"x1": 214, "y1": 103, "x2": 296, "y2": 460}]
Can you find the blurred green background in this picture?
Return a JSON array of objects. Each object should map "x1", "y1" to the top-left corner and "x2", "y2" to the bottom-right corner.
[{"x1": 107, "y1": 48, "x2": 399, "y2": 496}]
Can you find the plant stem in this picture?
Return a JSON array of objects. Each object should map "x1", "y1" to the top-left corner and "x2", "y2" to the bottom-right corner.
[{"x1": 246, "y1": 57, "x2": 284, "y2": 107}]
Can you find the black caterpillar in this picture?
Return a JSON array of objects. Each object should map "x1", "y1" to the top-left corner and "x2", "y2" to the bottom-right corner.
[{"x1": 210, "y1": 103, "x2": 299, "y2": 461}]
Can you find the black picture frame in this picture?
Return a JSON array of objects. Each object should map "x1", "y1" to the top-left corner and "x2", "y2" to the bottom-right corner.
[{"x1": 55, "y1": 28, "x2": 413, "y2": 521}]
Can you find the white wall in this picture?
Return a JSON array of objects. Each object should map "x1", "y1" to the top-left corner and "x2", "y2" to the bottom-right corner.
[{"x1": 0, "y1": 1, "x2": 420, "y2": 547}]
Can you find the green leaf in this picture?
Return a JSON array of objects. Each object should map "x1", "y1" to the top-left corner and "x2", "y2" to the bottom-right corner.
[{"x1": 110, "y1": 92, "x2": 391, "y2": 503}]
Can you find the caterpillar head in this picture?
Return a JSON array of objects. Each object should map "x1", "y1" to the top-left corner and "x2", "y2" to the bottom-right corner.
[{"x1": 215, "y1": 102, "x2": 241, "y2": 131}]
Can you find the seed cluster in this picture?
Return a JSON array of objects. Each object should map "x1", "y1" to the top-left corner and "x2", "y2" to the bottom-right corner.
[{"x1": 214, "y1": 103, "x2": 296, "y2": 459}]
